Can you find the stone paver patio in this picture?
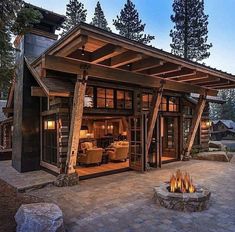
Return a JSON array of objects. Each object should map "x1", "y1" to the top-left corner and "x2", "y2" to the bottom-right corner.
[
  {"x1": 0, "y1": 160, "x2": 55, "y2": 192},
  {"x1": 27, "y1": 158, "x2": 235, "y2": 232}
]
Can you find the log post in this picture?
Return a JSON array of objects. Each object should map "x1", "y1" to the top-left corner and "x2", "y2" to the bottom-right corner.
[
  {"x1": 183, "y1": 94, "x2": 207, "y2": 161},
  {"x1": 146, "y1": 83, "x2": 164, "y2": 155},
  {"x1": 65, "y1": 69, "x2": 88, "y2": 174}
]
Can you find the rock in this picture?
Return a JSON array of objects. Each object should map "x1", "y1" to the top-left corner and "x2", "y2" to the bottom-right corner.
[
  {"x1": 54, "y1": 173, "x2": 79, "y2": 187},
  {"x1": 15, "y1": 203, "x2": 64, "y2": 232},
  {"x1": 193, "y1": 151, "x2": 233, "y2": 162}
]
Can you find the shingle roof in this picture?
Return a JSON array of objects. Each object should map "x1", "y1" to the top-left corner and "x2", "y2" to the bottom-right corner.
[{"x1": 214, "y1": 120, "x2": 235, "y2": 129}]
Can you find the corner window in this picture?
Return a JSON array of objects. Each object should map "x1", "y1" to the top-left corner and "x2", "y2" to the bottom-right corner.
[
  {"x1": 160, "y1": 97, "x2": 167, "y2": 111},
  {"x1": 97, "y1": 88, "x2": 114, "y2": 109},
  {"x1": 117, "y1": 90, "x2": 133, "y2": 109},
  {"x1": 168, "y1": 97, "x2": 179, "y2": 112}
]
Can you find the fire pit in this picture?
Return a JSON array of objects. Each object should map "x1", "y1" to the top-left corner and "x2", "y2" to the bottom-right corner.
[{"x1": 154, "y1": 170, "x2": 211, "y2": 212}]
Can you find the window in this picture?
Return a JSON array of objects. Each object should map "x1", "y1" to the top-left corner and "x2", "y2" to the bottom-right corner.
[
  {"x1": 168, "y1": 97, "x2": 179, "y2": 112},
  {"x1": 117, "y1": 90, "x2": 133, "y2": 109},
  {"x1": 159, "y1": 96, "x2": 179, "y2": 112},
  {"x1": 183, "y1": 105, "x2": 193, "y2": 115},
  {"x1": 97, "y1": 88, "x2": 114, "y2": 109},
  {"x1": 84, "y1": 86, "x2": 94, "y2": 108},
  {"x1": 160, "y1": 97, "x2": 167, "y2": 111},
  {"x1": 142, "y1": 93, "x2": 153, "y2": 110}
]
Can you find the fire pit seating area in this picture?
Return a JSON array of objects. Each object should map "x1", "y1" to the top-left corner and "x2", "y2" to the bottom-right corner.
[{"x1": 154, "y1": 170, "x2": 211, "y2": 212}]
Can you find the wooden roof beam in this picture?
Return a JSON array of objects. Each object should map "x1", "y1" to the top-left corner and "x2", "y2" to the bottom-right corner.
[
  {"x1": 178, "y1": 74, "x2": 209, "y2": 82},
  {"x1": 131, "y1": 58, "x2": 165, "y2": 72},
  {"x1": 164, "y1": 70, "x2": 196, "y2": 79},
  {"x1": 142, "y1": 63, "x2": 182, "y2": 76},
  {"x1": 205, "y1": 80, "x2": 231, "y2": 88},
  {"x1": 43, "y1": 55, "x2": 217, "y2": 96},
  {"x1": 214, "y1": 84, "x2": 235, "y2": 89},
  {"x1": 189, "y1": 77, "x2": 221, "y2": 85},
  {"x1": 111, "y1": 51, "x2": 144, "y2": 68},
  {"x1": 91, "y1": 44, "x2": 125, "y2": 64},
  {"x1": 55, "y1": 35, "x2": 88, "y2": 57}
]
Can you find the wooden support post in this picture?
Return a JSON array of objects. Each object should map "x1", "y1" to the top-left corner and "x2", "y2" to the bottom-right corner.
[
  {"x1": 146, "y1": 83, "x2": 164, "y2": 154},
  {"x1": 66, "y1": 69, "x2": 88, "y2": 174},
  {"x1": 183, "y1": 94, "x2": 207, "y2": 161}
]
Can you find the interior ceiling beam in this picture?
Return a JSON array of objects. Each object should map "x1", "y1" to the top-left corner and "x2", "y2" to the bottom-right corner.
[
  {"x1": 43, "y1": 55, "x2": 217, "y2": 96},
  {"x1": 141, "y1": 63, "x2": 182, "y2": 76},
  {"x1": 55, "y1": 35, "x2": 88, "y2": 57},
  {"x1": 131, "y1": 58, "x2": 165, "y2": 72},
  {"x1": 91, "y1": 44, "x2": 125, "y2": 64},
  {"x1": 189, "y1": 77, "x2": 221, "y2": 85},
  {"x1": 110, "y1": 51, "x2": 144, "y2": 68}
]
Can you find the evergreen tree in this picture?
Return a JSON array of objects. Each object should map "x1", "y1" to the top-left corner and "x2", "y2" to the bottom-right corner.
[
  {"x1": 170, "y1": 0, "x2": 212, "y2": 61},
  {"x1": 91, "y1": 1, "x2": 111, "y2": 31},
  {"x1": 61, "y1": 0, "x2": 87, "y2": 36},
  {"x1": 0, "y1": 1, "x2": 42, "y2": 99},
  {"x1": 113, "y1": 0, "x2": 154, "y2": 44},
  {"x1": 209, "y1": 89, "x2": 235, "y2": 121}
]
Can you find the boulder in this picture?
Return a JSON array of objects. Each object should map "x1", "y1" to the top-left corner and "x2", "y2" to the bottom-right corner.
[
  {"x1": 54, "y1": 173, "x2": 79, "y2": 187},
  {"x1": 15, "y1": 203, "x2": 64, "y2": 232},
  {"x1": 193, "y1": 151, "x2": 233, "y2": 162}
]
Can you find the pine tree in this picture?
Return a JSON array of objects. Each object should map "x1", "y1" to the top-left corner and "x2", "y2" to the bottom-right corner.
[
  {"x1": 170, "y1": 0, "x2": 212, "y2": 61},
  {"x1": 113, "y1": 0, "x2": 154, "y2": 44},
  {"x1": 91, "y1": 1, "x2": 111, "y2": 31},
  {"x1": 61, "y1": 0, "x2": 87, "y2": 36},
  {"x1": 209, "y1": 89, "x2": 235, "y2": 121},
  {"x1": 0, "y1": 1, "x2": 42, "y2": 99}
]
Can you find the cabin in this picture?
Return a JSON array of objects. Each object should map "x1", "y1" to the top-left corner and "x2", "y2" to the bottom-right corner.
[
  {"x1": 211, "y1": 120, "x2": 235, "y2": 140},
  {"x1": 1, "y1": 4, "x2": 235, "y2": 179}
]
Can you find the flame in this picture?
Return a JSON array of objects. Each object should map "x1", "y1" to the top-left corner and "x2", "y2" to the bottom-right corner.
[{"x1": 169, "y1": 170, "x2": 196, "y2": 193}]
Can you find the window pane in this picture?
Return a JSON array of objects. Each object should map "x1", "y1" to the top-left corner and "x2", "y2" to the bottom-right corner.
[
  {"x1": 142, "y1": 94, "x2": 149, "y2": 110},
  {"x1": 125, "y1": 100, "x2": 132, "y2": 109},
  {"x1": 125, "y1": 91, "x2": 132, "y2": 101},
  {"x1": 106, "y1": 89, "x2": 114, "y2": 99},
  {"x1": 169, "y1": 97, "x2": 179, "y2": 112},
  {"x1": 117, "y1": 90, "x2": 124, "y2": 100},
  {"x1": 160, "y1": 97, "x2": 167, "y2": 111},
  {"x1": 106, "y1": 99, "x2": 114, "y2": 108},
  {"x1": 84, "y1": 86, "x2": 94, "y2": 108},
  {"x1": 97, "y1": 88, "x2": 105, "y2": 98},
  {"x1": 97, "y1": 98, "x2": 105, "y2": 108}
]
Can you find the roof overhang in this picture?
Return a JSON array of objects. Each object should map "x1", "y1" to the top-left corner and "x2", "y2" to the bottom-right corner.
[{"x1": 30, "y1": 23, "x2": 235, "y2": 97}]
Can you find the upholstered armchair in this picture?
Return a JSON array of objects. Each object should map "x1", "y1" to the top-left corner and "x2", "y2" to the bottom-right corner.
[
  {"x1": 77, "y1": 148, "x2": 103, "y2": 166},
  {"x1": 107, "y1": 144, "x2": 129, "y2": 162}
]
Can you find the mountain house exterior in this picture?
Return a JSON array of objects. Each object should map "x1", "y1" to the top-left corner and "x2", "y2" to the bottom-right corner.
[
  {"x1": 1, "y1": 5, "x2": 235, "y2": 179},
  {"x1": 211, "y1": 120, "x2": 235, "y2": 141}
]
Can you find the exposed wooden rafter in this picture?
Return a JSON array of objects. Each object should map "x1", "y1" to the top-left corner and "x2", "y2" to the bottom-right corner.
[
  {"x1": 164, "y1": 69, "x2": 196, "y2": 79},
  {"x1": 55, "y1": 35, "x2": 88, "y2": 57},
  {"x1": 91, "y1": 44, "x2": 125, "y2": 63},
  {"x1": 43, "y1": 55, "x2": 217, "y2": 96},
  {"x1": 131, "y1": 58, "x2": 164, "y2": 72},
  {"x1": 111, "y1": 51, "x2": 144, "y2": 68},
  {"x1": 177, "y1": 73, "x2": 209, "y2": 82},
  {"x1": 189, "y1": 77, "x2": 221, "y2": 85},
  {"x1": 142, "y1": 63, "x2": 182, "y2": 76}
]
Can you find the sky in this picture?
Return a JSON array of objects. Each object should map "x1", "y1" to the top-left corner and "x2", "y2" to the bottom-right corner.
[{"x1": 26, "y1": 0, "x2": 235, "y2": 74}]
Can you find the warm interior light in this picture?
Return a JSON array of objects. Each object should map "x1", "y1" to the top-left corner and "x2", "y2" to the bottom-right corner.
[
  {"x1": 81, "y1": 45, "x2": 85, "y2": 56},
  {"x1": 44, "y1": 120, "x2": 55, "y2": 130},
  {"x1": 206, "y1": 120, "x2": 212, "y2": 127}
]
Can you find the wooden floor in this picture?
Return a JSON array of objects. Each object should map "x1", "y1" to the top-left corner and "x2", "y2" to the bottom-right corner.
[
  {"x1": 162, "y1": 156, "x2": 177, "y2": 161},
  {"x1": 76, "y1": 160, "x2": 129, "y2": 177}
]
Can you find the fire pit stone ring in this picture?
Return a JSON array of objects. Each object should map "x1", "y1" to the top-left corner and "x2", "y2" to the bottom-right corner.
[{"x1": 154, "y1": 183, "x2": 211, "y2": 212}]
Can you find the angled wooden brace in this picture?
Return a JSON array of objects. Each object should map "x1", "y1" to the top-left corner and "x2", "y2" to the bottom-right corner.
[
  {"x1": 183, "y1": 94, "x2": 207, "y2": 161},
  {"x1": 66, "y1": 66, "x2": 89, "y2": 174},
  {"x1": 146, "y1": 81, "x2": 164, "y2": 156}
]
